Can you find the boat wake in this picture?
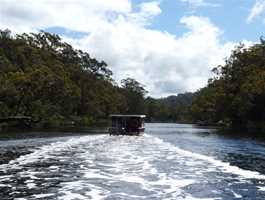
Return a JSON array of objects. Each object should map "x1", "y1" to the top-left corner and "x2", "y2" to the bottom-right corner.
[{"x1": 0, "y1": 134, "x2": 265, "y2": 199}]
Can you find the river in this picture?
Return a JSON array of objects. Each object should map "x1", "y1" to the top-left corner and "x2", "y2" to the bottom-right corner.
[{"x1": 0, "y1": 123, "x2": 265, "y2": 200}]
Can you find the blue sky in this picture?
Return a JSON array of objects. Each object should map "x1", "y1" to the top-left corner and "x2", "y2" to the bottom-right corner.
[
  {"x1": 45, "y1": 0, "x2": 264, "y2": 43},
  {"x1": 1, "y1": 0, "x2": 265, "y2": 97},
  {"x1": 145, "y1": 0, "x2": 264, "y2": 42}
]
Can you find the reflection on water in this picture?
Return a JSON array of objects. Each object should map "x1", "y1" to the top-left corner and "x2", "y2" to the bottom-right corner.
[{"x1": 0, "y1": 123, "x2": 265, "y2": 199}]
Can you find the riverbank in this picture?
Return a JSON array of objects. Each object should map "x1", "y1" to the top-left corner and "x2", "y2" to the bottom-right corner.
[
  {"x1": 1, "y1": 121, "x2": 265, "y2": 141},
  {"x1": 0, "y1": 117, "x2": 110, "y2": 137}
]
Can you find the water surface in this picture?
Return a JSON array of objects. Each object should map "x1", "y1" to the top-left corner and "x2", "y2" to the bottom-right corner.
[{"x1": 0, "y1": 123, "x2": 265, "y2": 199}]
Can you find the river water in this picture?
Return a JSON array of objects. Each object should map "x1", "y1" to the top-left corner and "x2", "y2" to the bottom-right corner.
[{"x1": 1, "y1": 123, "x2": 265, "y2": 200}]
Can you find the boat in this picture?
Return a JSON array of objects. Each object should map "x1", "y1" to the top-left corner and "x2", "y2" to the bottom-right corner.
[
  {"x1": 0, "y1": 116, "x2": 41, "y2": 129},
  {"x1": 109, "y1": 114, "x2": 146, "y2": 136}
]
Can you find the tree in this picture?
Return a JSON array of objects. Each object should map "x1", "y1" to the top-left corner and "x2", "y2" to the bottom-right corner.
[
  {"x1": 191, "y1": 39, "x2": 265, "y2": 130},
  {"x1": 0, "y1": 29, "x2": 130, "y2": 128},
  {"x1": 120, "y1": 78, "x2": 147, "y2": 114}
]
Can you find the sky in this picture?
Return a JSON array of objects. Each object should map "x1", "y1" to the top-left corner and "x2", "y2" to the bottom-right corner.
[{"x1": 0, "y1": 0, "x2": 265, "y2": 97}]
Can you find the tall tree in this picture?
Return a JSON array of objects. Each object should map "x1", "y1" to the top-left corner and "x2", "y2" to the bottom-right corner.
[{"x1": 121, "y1": 78, "x2": 147, "y2": 114}]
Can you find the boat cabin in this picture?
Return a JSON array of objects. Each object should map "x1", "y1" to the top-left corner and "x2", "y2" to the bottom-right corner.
[{"x1": 109, "y1": 115, "x2": 145, "y2": 135}]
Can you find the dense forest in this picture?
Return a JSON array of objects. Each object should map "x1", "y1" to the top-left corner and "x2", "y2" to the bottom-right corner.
[
  {"x1": 0, "y1": 29, "x2": 148, "y2": 128},
  {"x1": 191, "y1": 39, "x2": 265, "y2": 131},
  {"x1": 145, "y1": 93, "x2": 194, "y2": 122},
  {"x1": 0, "y1": 29, "x2": 264, "y2": 131}
]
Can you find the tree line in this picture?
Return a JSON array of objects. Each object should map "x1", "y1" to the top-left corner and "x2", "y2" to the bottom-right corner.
[
  {"x1": 0, "y1": 29, "x2": 148, "y2": 128},
  {"x1": 145, "y1": 93, "x2": 194, "y2": 123},
  {"x1": 190, "y1": 39, "x2": 265, "y2": 131},
  {"x1": 1, "y1": 29, "x2": 264, "y2": 131}
]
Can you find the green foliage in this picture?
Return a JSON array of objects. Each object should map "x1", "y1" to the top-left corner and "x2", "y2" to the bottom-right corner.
[
  {"x1": 145, "y1": 93, "x2": 194, "y2": 122},
  {"x1": 0, "y1": 29, "x2": 198, "y2": 128},
  {"x1": 0, "y1": 29, "x2": 145, "y2": 128},
  {"x1": 120, "y1": 78, "x2": 147, "y2": 114},
  {"x1": 6, "y1": 29, "x2": 265, "y2": 131},
  {"x1": 191, "y1": 40, "x2": 265, "y2": 130}
]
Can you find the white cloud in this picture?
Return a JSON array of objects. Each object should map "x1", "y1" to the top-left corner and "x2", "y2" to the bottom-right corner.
[
  {"x1": 0, "y1": 0, "x2": 235, "y2": 97},
  {"x1": 180, "y1": 0, "x2": 220, "y2": 8},
  {"x1": 247, "y1": 0, "x2": 265, "y2": 23},
  {"x1": 141, "y1": 1, "x2": 161, "y2": 15},
  {"x1": 0, "y1": 0, "x2": 131, "y2": 33},
  {"x1": 70, "y1": 15, "x2": 234, "y2": 97},
  {"x1": 128, "y1": 1, "x2": 162, "y2": 26}
]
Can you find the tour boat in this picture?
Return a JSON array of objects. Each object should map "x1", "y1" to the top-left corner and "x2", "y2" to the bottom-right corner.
[{"x1": 109, "y1": 114, "x2": 145, "y2": 136}]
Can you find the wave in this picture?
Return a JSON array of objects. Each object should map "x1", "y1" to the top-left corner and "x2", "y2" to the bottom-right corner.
[
  {"x1": 146, "y1": 134, "x2": 265, "y2": 180},
  {"x1": 1, "y1": 133, "x2": 265, "y2": 199},
  {"x1": 0, "y1": 135, "x2": 106, "y2": 170}
]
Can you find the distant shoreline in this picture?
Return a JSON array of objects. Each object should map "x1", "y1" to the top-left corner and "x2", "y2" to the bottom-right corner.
[{"x1": 1, "y1": 122, "x2": 265, "y2": 141}]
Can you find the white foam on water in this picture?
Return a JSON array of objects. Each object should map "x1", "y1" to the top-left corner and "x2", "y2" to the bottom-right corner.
[
  {"x1": 0, "y1": 135, "x2": 109, "y2": 199},
  {"x1": 153, "y1": 176, "x2": 195, "y2": 192},
  {"x1": 0, "y1": 175, "x2": 13, "y2": 182},
  {"x1": 0, "y1": 135, "x2": 105, "y2": 170},
  {"x1": 0, "y1": 183, "x2": 12, "y2": 187},
  {"x1": 18, "y1": 170, "x2": 41, "y2": 180},
  {"x1": 58, "y1": 191, "x2": 88, "y2": 200},
  {"x1": 26, "y1": 182, "x2": 36, "y2": 189},
  {"x1": 58, "y1": 180, "x2": 109, "y2": 199},
  {"x1": 85, "y1": 186, "x2": 109, "y2": 199},
  {"x1": 49, "y1": 135, "x2": 194, "y2": 199},
  {"x1": 183, "y1": 196, "x2": 218, "y2": 200},
  {"x1": 147, "y1": 135, "x2": 265, "y2": 180},
  {"x1": 33, "y1": 193, "x2": 55, "y2": 198},
  {"x1": 83, "y1": 169, "x2": 111, "y2": 179},
  {"x1": 59, "y1": 181, "x2": 86, "y2": 191},
  {"x1": 1, "y1": 133, "x2": 265, "y2": 199},
  {"x1": 76, "y1": 135, "x2": 199, "y2": 199},
  {"x1": 25, "y1": 179, "x2": 34, "y2": 183},
  {"x1": 258, "y1": 186, "x2": 265, "y2": 191},
  {"x1": 111, "y1": 192, "x2": 148, "y2": 198},
  {"x1": 49, "y1": 165, "x2": 59, "y2": 169},
  {"x1": 231, "y1": 190, "x2": 242, "y2": 198}
]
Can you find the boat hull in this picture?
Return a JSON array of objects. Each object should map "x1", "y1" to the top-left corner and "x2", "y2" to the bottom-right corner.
[{"x1": 109, "y1": 127, "x2": 145, "y2": 136}]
